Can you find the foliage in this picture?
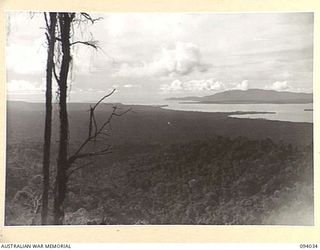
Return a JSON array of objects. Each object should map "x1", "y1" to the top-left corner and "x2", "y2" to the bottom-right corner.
[
  {"x1": 14, "y1": 135, "x2": 310, "y2": 225},
  {"x1": 5, "y1": 105, "x2": 313, "y2": 225}
]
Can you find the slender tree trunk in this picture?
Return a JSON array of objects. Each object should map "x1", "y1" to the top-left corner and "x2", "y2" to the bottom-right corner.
[
  {"x1": 41, "y1": 12, "x2": 57, "y2": 225},
  {"x1": 53, "y1": 13, "x2": 74, "y2": 225}
]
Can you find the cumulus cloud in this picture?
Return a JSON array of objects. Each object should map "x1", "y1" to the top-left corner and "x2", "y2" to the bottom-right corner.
[
  {"x1": 233, "y1": 80, "x2": 249, "y2": 90},
  {"x1": 6, "y1": 40, "x2": 46, "y2": 75},
  {"x1": 123, "y1": 84, "x2": 141, "y2": 88},
  {"x1": 161, "y1": 79, "x2": 184, "y2": 92},
  {"x1": 7, "y1": 79, "x2": 44, "y2": 93},
  {"x1": 160, "y1": 78, "x2": 254, "y2": 93},
  {"x1": 160, "y1": 78, "x2": 226, "y2": 93},
  {"x1": 114, "y1": 42, "x2": 209, "y2": 77},
  {"x1": 265, "y1": 81, "x2": 291, "y2": 91}
]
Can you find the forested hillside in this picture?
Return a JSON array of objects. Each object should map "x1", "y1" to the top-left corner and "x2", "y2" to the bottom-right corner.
[{"x1": 5, "y1": 103, "x2": 313, "y2": 225}]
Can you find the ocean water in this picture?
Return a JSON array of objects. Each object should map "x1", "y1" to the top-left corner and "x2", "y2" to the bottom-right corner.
[{"x1": 162, "y1": 102, "x2": 313, "y2": 123}]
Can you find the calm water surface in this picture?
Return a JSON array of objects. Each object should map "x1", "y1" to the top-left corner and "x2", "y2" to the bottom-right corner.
[{"x1": 162, "y1": 102, "x2": 313, "y2": 123}]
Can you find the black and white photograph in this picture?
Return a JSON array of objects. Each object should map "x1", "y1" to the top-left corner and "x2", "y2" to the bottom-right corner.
[{"x1": 5, "y1": 12, "x2": 314, "y2": 226}]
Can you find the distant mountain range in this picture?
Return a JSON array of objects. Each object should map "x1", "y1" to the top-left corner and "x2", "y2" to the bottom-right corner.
[{"x1": 166, "y1": 89, "x2": 313, "y2": 104}]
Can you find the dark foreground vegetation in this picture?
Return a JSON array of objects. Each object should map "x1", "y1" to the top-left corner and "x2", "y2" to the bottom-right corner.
[{"x1": 5, "y1": 102, "x2": 313, "y2": 225}]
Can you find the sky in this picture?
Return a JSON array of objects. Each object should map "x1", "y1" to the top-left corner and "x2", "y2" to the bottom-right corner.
[{"x1": 6, "y1": 12, "x2": 314, "y2": 103}]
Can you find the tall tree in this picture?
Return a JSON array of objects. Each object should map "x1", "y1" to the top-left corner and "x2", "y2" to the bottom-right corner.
[
  {"x1": 50, "y1": 12, "x2": 127, "y2": 224},
  {"x1": 41, "y1": 12, "x2": 57, "y2": 225},
  {"x1": 53, "y1": 12, "x2": 75, "y2": 225}
]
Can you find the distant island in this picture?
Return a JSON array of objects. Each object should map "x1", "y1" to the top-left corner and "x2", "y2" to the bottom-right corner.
[{"x1": 167, "y1": 89, "x2": 313, "y2": 104}]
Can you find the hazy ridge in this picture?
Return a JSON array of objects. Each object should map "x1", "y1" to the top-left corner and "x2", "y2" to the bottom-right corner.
[{"x1": 167, "y1": 89, "x2": 313, "y2": 104}]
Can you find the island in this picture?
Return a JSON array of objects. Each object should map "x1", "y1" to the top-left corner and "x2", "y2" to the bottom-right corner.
[{"x1": 167, "y1": 89, "x2": 313, "y2": 104}]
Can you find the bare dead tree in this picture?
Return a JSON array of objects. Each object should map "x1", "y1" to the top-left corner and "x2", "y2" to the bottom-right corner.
[
  {"x1": 67, "y1": 90, "x2": 131, "y2": 172},
  {"x1": 52, "y1": 12, "x2": 76, "y2": 225},
  {"x1": 41, "y1": 12, "x2": 57, "y2": 225},
  {"x1": 51, "y1": 12, "x2": 128, "y2": 224}
]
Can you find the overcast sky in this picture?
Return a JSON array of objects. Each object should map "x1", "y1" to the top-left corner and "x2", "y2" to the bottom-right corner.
[{"x1": 6, "y1": 12, "x2": 313, "y2": 103}]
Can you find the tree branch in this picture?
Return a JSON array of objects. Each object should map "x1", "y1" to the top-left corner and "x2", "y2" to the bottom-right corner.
[
  {"x1": 44, "y1": 12, "x2": 50, "y2": 30},
  {"x1": 45, "y1": 33, "x2": 50, "y2": 44},
  {"x1": 92, "y1": 89, "x2": 116, "y2": 110},
  {"x1": 68, "y1": 146, "x2": 112, "y2": 166},
  {"x1": 80, "y1": 12, "x2": 103, "y2": 24},
  {"x1": 67, "y1": 89, "x2": 130, "y2": 166},
  {"x1": 52, "y1": 60, "x2": 60, "y2": 84},
  {"x1": 92, "y1": 111, "x2": 98, "y2": 137},
  {"x1": 70, "y1": 40, "x2": 99, "y2": 49},
  {"x1": 67, "y1": 161, "x2": 92, "y2": 179}
]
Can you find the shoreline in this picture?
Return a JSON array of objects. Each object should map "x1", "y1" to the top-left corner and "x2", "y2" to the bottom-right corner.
[{"x1": 7, "y1": 100, "x2": 313, "y2": 124}]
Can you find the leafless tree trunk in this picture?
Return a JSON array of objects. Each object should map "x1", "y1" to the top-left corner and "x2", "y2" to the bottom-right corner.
[
  {"x1": 41, "y1": 12, "x2": 57, "y2": 225},
  {"x1": 50, "y1": 12, "x2": 125, "y2": 225},
  {"x1": 53, "y1": 12, "x2": 75, "y2": 225}
]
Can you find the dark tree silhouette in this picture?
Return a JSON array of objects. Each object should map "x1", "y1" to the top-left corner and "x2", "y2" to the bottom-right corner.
[
  {"x1": 67, "y1": 90, "x2": 131, "y2": 172},
  {"x1": 52, "y1": 12, "x2": 75, "y2": 225},
  {"x1": 50, "y1": 12, "x2": 123, "y2": 224},
  {"x1": 41, "y1": 12, "x2": 57, "y2": 225}
]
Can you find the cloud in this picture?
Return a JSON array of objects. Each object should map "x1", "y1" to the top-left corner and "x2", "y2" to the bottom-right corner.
[
  {"x1": 264, "y1": 81, "x2": 290, "y2": 91},
  {"x1": 114, "y1": 42, "x2": 209, "y2": 77},
  {"x1": 160, "y1": 78, "x2": 254, "y2": 93},
  {"x1": 7, "y1": 79, "x2": 44, "y2": 93},
  {"x1": 161, "y1": 79, "x2": 184, "y2": 92},
  {"x1": 6, "y1": 40, "x2": 46, "y2": 75},
  {"x1": 160, "y1": 78, "x2": 225, "y2": 93},
  {"x1": 233, "y1": 80, "x2": 249, "y2": 90},
  {"x1": 123, "y1": 84, "x2": 141, "y2": 88}
]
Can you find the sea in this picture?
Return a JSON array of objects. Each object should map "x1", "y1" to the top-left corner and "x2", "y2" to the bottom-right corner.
[{"x1": 161, "y1": 102, "x2": 313, "y2": 123}]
